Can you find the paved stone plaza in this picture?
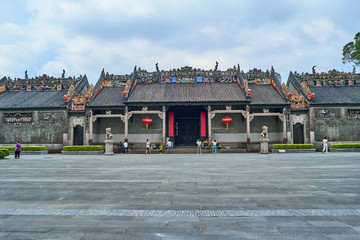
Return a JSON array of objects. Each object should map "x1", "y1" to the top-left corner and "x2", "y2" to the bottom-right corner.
[{"x1": 0, "y1": 152, "x2": 359, "y2": 239}]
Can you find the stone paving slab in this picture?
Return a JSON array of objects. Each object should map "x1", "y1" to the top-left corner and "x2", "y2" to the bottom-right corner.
[{"x1": 0, "y1": 153, "x2": 359, "y2": 239}]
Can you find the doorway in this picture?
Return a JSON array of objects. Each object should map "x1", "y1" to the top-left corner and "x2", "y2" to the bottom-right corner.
[
  {"x1": 170, "y1": 106, "x2": 205, "y2": 146},
  {"x1": 73, "y1": 125, "x2": 84, "y2": 145},
  {"x1": 293, "y1": 123, "x2": 304, "y2": 144},
  {"x1": 175, "y1": 117, "x2": 200, "y2": 145}
]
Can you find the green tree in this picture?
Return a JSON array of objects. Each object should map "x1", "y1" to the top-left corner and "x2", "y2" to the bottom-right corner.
[{"x1": 342, "y1": 32, "x2": 360, "y2": 66}]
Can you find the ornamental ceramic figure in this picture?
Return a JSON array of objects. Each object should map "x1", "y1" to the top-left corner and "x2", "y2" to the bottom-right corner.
[
  {"x1": 260, "y1": 126, "x2": 268, "y2": 139},
  {"x1": 105, "y1": 128, "x2": 113, "y2": 140}
]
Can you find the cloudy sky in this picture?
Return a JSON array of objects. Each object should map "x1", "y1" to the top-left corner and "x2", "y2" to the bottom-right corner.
[{"x1": 0, "y1": 0, "x2": 359, "y2": 84}]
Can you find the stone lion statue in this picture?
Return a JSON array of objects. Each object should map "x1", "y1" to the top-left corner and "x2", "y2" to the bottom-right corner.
[
  {"x1": 105, "y1": 127, "x2": 113, "y2": 140},
  {"x1": 260, "y1": 126, "x2": 268, "y2": 139}
]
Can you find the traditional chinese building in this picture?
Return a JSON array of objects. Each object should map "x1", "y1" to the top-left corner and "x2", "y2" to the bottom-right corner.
[
  {"x1": 1, "y1": 65, "x2": 359, "y2": 152},
  {"x1": 88, "y1": 65, "x2": 288, "y2": 151},
  {"x1": 0, "y1": 71, "x2": 91, "y2": 152},
  {"x1": 284, "y1": 67, "x2": 360, "y2": 145}
]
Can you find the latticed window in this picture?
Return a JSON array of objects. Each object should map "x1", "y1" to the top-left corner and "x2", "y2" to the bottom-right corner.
[{"x1": 347, "y1": 109, "x2": 360, "y2": 119}]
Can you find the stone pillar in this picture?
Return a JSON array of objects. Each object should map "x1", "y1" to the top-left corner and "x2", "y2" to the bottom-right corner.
[
  {"x1": 63, "y1": 133, "x2": 68, "y2": 146},
  {"x1": 287, "y1": 132, "x2": 292, "y2": 144},
  {"x1": 124, "y1": 106, "x2": 129, "y2": 140},
  {"x1": 85, "y1": 133, "x2": 89, "y2": 145},
  {"x1": 104, "y1": 140, "x2": 114, "y2": 155},
  {"x1": 89, "y1": 110, "x2": 93, "y2": 143},
  {"x1": 162, "y1": 106, "x2": 166, "y2": 146},
  {"x1": 260, "y1": 138, "x2": 269, "y2": 154},
  {"x1": 310, "y1": 131, "x2": 315, "y2": 144},
  {"x1": 246, "y1": 105, "x2": 250, "y2": 142},
  {"x1": 282, "y1": 108, "x2": 287, "y2": 142},
  {"x1": 70, "y1": 123, "x2": 74, "y2": 146},
  {"x1": 207, "y1": 105, "x2": 212, "y2": 142}
]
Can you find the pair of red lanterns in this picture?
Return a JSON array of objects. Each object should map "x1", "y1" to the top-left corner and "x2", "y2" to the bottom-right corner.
[{"x1": 142, "y1": 116, "x2": 232, "y2": 130}]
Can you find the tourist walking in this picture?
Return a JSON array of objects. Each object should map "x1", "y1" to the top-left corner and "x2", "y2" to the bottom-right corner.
[
  {"x1": 212, "y1": 139, "x2": 217, "y2": 154},
  {"x1": 123, "y1": 140, "x2": 130, "y2": 153},
  {"x1": 322, "y1": 137, "x2": 328, "y2": 153},
  {"x1": 15, "y1": 141, "x2": 21, "y2": 159},
  {"x1": 118, "y1": 141, "x2": 123, "y2": 153},
  {"x1": 166, "y1": 139, "x2": 172, "y2": 154},
  {"x1": 146, "y1": 139, "x2": 151, "y2": 154},
  {"x1": 196, "y1": 139, "x2": 202, "y2": 154}
]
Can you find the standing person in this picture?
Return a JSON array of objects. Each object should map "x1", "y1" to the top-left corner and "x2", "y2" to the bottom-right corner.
[
  {"x1": 322, "y1": 137, "x2": 328, "y2": 153},
  {"x1": 118, "y1": 141, "x2": 123, "y2": 154},
  {"x1": 166, "y1": 139, "x2": 172, "y2": 154},
  {"x1": 146, "y1": 139, "x2": 151, "y2": 154},
  {"x1": 123, "y1": 140, "x2": 130, "y2": 153},
  {"x1": 196, "y1": 139, "x2": 202, "y2": 154},
  {"x1": 15, "y1": 141, "x2": 21, "y2": 159},
  {"x1": 212, "y1": 139, "x2": 217, "y2": 154}
]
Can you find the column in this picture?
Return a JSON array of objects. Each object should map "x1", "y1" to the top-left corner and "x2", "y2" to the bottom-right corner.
[
  {"x1": 282, "y1": 108, "x2": 287, "y2": 142},
  {"x1": 162, "y1": 106, "x2": 166, "y2": 145},
  {"x1": 207, "y1": 105, "x2": 212, "y2": 142},
  {"x1": 246, "y1": 105, "x2": 250, "y2": 142},
  {"x1": 89, "y1": 110, "x2": 93, "y2": 143},
  {"x1": 70, "y1": 120, "x2": 74, "y2": 146},
  {"x1": 124, "y1": 106, "x2": 129, "y2": 140}
]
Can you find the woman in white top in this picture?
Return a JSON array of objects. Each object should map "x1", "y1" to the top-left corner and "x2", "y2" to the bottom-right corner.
[
  {"x1": 212, "y1": 139, "x2": 217, "y2": 153},
  {"x1": 322, "y1": 137, "x2": 328, "y2": 153}
]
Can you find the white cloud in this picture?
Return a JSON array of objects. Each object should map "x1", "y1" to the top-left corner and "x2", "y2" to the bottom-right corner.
[{"x1": 0, "y1": 0, "x2": 359, "y2": 84}]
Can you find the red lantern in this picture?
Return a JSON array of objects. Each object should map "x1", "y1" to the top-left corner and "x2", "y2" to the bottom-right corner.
[
  {"x1": 222, "y1": 116, "x2": 232, "y2": 130},
  {"x1": 142, "y1": 117, "x2": 153, "y2": 130}
]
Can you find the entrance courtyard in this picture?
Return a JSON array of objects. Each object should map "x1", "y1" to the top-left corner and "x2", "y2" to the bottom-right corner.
[{"x1": 0, "y1": 153, "x2": 359, "y2": 239}]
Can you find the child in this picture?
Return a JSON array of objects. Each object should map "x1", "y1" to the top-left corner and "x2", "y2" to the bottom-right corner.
[{"x1": 146, "y1": 139, "x2": 151, "y2": 154}]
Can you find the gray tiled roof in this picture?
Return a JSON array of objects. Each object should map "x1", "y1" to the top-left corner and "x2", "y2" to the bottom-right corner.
[
  {"x1": 0, "y1": 90, "x2": 68, "y2": 109},
  {"x1": 309, "y1": 86, "x2": 360, "y2": 104},
  {"x1": 89, "y1": 87, "x2": 126, "y2": 107},
  {"x1": 249, "y1": 84, "x2": 287, "y2": 105},
  {"x1": 127, "y1": 83, "x2": 247, "y2": 103}
]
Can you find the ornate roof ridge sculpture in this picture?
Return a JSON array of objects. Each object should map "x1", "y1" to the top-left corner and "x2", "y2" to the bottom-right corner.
[
  {"x1": 293, "y1": 66, "x2": 360, "y2": 86},
  {"x1": 2, "y1": 70, "x2": 85, "y2": 91},
  {"x1": 137, "y1": 64, "x2": 239, "y2": 84}
]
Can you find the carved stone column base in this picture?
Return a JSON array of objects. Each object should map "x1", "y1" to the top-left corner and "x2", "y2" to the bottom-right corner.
[
  {"x1": 104, "y1": 140, "x2": 114, "y2": 155},
  {"x1": 260, "y1": 138, "x2": 269, "y2": 154}
]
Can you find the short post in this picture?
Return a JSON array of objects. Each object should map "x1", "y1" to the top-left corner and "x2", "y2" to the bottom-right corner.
[
  {"x1": 104, "y1": 127, "x2": 114, "y2": 155},
  {"x1": 260, "y1": 126, "x2": 269, "y2": 154},
  {"x1": 260, "y1": 138, "x2": 269, "y2": 154}
]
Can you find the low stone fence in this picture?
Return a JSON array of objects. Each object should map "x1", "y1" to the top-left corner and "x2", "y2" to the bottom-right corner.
[
  {"x1": 272, "y1": 149, "x2": 316, "y2": 153},
  {"x1": 61, "y1": 151, "x2": 103, "y2": 155},
  {"x1": 9, "y1": 151, "x2": 48, "y2": 155},
  {"x1": 329, "y1": 148, "x2": 360, "y2": 152}
]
